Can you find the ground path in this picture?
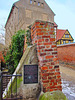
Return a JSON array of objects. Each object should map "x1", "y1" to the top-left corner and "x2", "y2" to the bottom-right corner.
[{"x1": 60, "y1": 65, "x2": 75, "y2": 100}]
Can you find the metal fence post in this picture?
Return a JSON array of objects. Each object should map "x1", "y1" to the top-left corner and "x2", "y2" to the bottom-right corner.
[{"x1": 0, "y1": 71, "x2": 3, "y2": 100}]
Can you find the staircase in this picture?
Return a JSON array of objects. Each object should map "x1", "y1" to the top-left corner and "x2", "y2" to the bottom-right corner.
[{"x1": 2, "y1": 72, "x2": 11, "y2": 92}]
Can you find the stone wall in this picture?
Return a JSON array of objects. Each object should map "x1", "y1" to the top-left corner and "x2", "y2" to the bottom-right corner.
[
  {"x1": 57, "y1": 43, "x2": 75, "y2": 64},
  {"x1": 18, "y1": 45, "x2": 41, "y2": 100},
  {"x1": 31, "y1": 20, "x2": 62, "y2": 92}
]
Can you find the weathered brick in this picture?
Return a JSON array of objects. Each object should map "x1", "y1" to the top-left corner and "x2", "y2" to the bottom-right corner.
[
  {"x1": 57, "y1": 75, "x2": 61, "y2": 79},
  {"x1": 40, "y1": 53, "x2": 46, "y2": 56},
  {"x1": 49, "y1": 32, "x2": 53, "y2": 34},
  {"x1": 42, "y1": 29, "x2": 47, "y2": 31},
  {"x1": 44, "y1": 42, "x2": 52, "y2": 45},
  {"x1": 55, "y1": 72, "x2": 60, "y2": 75},
  {"x1": 43, "y1": 84, "x2": 48, "y2": 87},
  {"x1": 38, "y1": 50, "x2": 40, "y2": 52},
  {"x1": 52, "y1": 52, "x2": 57, "y2": 54},
  {"x1": 51, "y1": 28, "x2": 54, "y2": 31},
  {"x1": 41, "y1": 69, "x2": 48, "y2": 73},
  {"x1": 42, "y1": 36, "x2": 50, "y2": 38},
  {"x1": 45, "y1": 49, "x2": 53, "y2": 51},
  {"x1": 45, "y1": 39, "x2": 49, "y2": 42},
  {"x1": 36, "y1": 29, "x2": 42, "y2": 32},
  {"x1": 51, "y1": 79, "x2": 55, "y2": 82},
  {"x1": 49, "y1": 66, "x2": 53, "y2": 69},
  {"x1": 52, "y1": 45, "x2": 56, "y2": 48},
  {"x1": 46, "y1": 46, "x2": 50, "y2": 48},
  {"x1": 53, "y1": 58, "x2": 58, "y2": 61},
  {"x1": 50, "y1": 38, "x2": 55, "y2": 42},
  {"x1": 51, "y1": 69, "x2": 55, "y2": 72},
  {"x1": 42, "y1": 73, "x2": 49, "y2": 76},
  {"x1": 40, "y1": 22, "x2": 44, "y2": 25},
  {"x1": 42, "y1": 60, "x2": 48, "y2": 63},
  {"x1": 37, "y1": 32, "x2": 43, "y2": 35},
  {"x1": 48, "y1": 77, "x2": 52, "y2": 79},
  {"x1": 41, "y1": 66, "x2": 48, "y2": 70},
  {"x1": 43, "y1": 80, "x2": 49, "y2": 83},
  {"x1": 46, "y1": 86, "x2": 50, "y2": 89},
  {"x1": 46, "y1": 55, "x2": 53, "y2": 59},
  {"x1": 56, "y1": 68, "x2": 60, "y2": 71},
  {"x1": 42, "y1": 76, "x2": 47, "y2": 80},
  {"x1": 51, "y1": 62, "x2": 55, "y2": 65},
  {"x1": 54, "y1": 82, "x2": 57, "y2": 85},
  {"x1": 35, "y1": 22, "x2": 40, "y2": 25},
  {"x1": 49, "y1": 83, "x2": 52, "y2": 86},
  {"x1": 49, "y1": 73, "x2": 54, "y2": 75},
  {"x1": 38, "y1": 39, "x2": 44, "y2": 42},
  {"x1": 50, "y1": 89, "x2": 53, "y2": 92},
  {"x1": 56, "y1": 79, "x2": 61, "y2": 82},
  {"x1": 36, "y1": 25, "x2": 40, "y2": 28},
  {"x1": 38, "y1": 43, "x2": 42, "y2": 45},
  {"x1": 38, "y1": 46, "x2": 45, "y2": 49},
  {"x1": 44, "y1": 32, "x2": 48, "y2": 35},
  {"x1": 57, "y1": 86, "x2": 62, "y2": 89}
]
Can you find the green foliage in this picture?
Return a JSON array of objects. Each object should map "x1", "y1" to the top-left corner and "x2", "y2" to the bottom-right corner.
[
  {"x1": 26, "y1": 30, "x2": 32, "y2": 46},
  {"x1": 4, "y1": 30, "x2": 25, "y2": 74}
]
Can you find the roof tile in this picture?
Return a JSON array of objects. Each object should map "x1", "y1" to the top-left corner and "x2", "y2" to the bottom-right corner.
[{"x1": 56, "y1": 29, "x2": 67, "y2": 41}]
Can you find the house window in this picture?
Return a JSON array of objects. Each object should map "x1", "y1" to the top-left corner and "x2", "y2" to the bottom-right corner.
[
  {"x1": 30, "y1": 0, "x2": 32, "y2": 4},
  {"x1": 63, "y1": 40, "x2": 66, "y2": 44},
  {"x1": 38, "y1": 2, "x2": 40, "y2": 6},
  {"x1": 65, "y1": 34, "x2": 69, "y2": 38},
  {"x1": 69, "y1": 41, "x2": 71, "y2": 43}
]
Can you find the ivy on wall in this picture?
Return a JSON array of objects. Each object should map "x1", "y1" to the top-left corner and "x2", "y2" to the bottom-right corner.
[
  {"x1": 26, "y1": 26, "x2": 32, "y2": 46},
  {"x1": 4, "y1": 30, "x2": 25, "y2": 74}
]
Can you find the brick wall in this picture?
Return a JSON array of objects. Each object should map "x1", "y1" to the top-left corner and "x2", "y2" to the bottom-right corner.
[
  {"x1": 57, "y1": 43, "x2": 75, "y2": 64},
  {"x1": 31, "y1": 20, "x2": 62, "y2": 92}
]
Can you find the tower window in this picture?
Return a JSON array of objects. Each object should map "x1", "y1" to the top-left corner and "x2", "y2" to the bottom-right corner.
[
  {"x1": 38, "y1": 2, "x2": 40, "y2": 6},
  {"x1": 30, "y1": 0, "x2": 32, "y2": 4},
  {"x1": 34, "y1": 1, "x2": 36, "y2": 5},
  {"x1": 41, "y1": 3, "x2": 44, "y2": 7}
]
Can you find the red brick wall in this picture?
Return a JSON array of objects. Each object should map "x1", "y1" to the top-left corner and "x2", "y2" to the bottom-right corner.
[
  {"x1": 31, "y1": 20, "x2": 62, "y2": 92},
  {"x1": 57, "y1": 43, "x2": 75, "y2": 64}
]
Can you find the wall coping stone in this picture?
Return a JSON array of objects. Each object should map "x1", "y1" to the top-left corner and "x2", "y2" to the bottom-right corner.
[{"x1": 57, "y1": 42, "x2": 75, "y2": 48}]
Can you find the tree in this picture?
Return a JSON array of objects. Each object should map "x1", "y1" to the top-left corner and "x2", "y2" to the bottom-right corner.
[{"x1": 4, "y1": 30, "x2": 25, "y2": 74}]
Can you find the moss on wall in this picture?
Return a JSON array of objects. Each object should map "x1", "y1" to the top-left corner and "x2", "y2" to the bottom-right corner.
[
  {"x1": 4, "y1": 76, "x2": 22, "y2": 98},
  {"x1": 39, "y1": 91, "x2": 68, "y2": 100}
]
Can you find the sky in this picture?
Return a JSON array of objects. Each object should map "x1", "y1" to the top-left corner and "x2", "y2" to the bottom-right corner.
[{"x1": 0, "y1": 0, "x2": 75, "y2": 41}]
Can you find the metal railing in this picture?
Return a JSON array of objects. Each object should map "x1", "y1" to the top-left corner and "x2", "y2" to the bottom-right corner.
[{"x1": 0, "y1": 72, "x2": 22, "y2": 100}]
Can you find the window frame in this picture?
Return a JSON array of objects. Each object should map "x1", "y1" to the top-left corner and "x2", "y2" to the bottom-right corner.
[
  {"x1": 65, "y1": 34, "x2": 69, "y2": 38},
  {"x1": 34, "y1": 0, "x2": 36, "y2": 5},
  {"x1": 38, "y1": 2, "x2": 40, "y2": 6},
  {"x1": 63, "y1": 40, "x2": 66, "y2": 44}
]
